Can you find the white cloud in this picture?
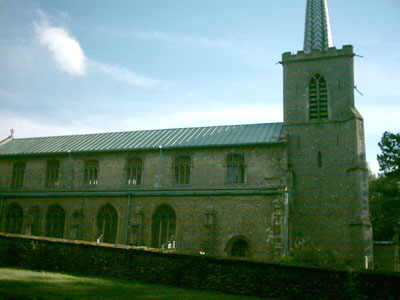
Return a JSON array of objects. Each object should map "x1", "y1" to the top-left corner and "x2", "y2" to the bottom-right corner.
[
  {"x1": 88, "y1": 60, "x2": 165, "y2": 88},
  {"x1": 34, "y1": 21, "x2": 87, "y2": 76},
  {"x1": 33, "y1": 17, "x2": 164, "y2": 87}
]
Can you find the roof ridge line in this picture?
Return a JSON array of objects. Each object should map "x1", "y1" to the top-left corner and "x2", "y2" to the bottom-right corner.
[{"x1": 8, "y1": 122, "x2": 284, "y2": 140}]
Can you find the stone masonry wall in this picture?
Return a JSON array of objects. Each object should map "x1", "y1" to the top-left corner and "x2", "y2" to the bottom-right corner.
[
  {"x1": 0, "y1": 234, "x2": 399, "y2": 300},
  {"x1": 282, "y1": 46, "x2": 373, "y2": 268},
  {"x1": 0, "y1": 193, "x2": 286, "y2": 259},
  {"x1": 0, "y1": 144, "x2": 287, "y2": 192}
]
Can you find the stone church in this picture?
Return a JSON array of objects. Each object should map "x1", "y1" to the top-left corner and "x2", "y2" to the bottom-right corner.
[{"x1": 0, "y1": 0, "x2": 373, "y2": 268}]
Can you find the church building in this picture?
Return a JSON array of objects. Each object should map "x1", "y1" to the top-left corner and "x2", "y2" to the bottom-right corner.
[{"x1": 0, "y1": 0, "x2": 373, "y2": 269}]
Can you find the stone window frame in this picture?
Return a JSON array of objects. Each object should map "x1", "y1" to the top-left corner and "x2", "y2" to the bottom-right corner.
[
  {"x1": 45, "y1": 159, "x2": 60, "y2": 188},
  {"x1": 309, "y1": 73, "x2": 328, "y2": 121},
  {"x1": 151, "y1": 204, "x2": 176, "y2": 249},
  {"x1": 173, "y1": 155, "x2": 191, "y2": 185},
  {"x1": 96, "y1": 204, "x2": 118, "y2": 244},
  {"x1": 83, "y1": 159, "x2": 99, "y2": 186},
  {"x1": 10, "y1": 162, "x2": 25, "y2": 188},
  {"x1": 126, "y1": 157, "x2": 143, "y2": 186},
  {"x1": 226, "y1": 153, "x2": 245, "y2": 184}
]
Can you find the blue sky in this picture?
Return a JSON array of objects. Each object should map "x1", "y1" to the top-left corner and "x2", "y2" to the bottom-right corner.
[{"x1": 0, "y1": 0, "x2": 399, "y2": 173}]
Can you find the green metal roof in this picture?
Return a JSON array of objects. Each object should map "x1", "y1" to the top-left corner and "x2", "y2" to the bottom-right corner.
[{"x1": 0, "y1": 123, "x2": 283, "y2": 156}]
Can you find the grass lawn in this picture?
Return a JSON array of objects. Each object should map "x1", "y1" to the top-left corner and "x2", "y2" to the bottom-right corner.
[{"x1": 0, "y1": 268, "x2": 269, "y2": 300}]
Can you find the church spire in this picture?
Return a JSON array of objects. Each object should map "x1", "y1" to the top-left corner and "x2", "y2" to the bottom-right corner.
[{"x1": 303, "y1": 0, "x2": 333, "y2": 52}]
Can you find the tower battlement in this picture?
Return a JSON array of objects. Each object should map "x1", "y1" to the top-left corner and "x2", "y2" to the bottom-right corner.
[{"x1": 282, "y1": 45, "x2": 354, "y2": 63}]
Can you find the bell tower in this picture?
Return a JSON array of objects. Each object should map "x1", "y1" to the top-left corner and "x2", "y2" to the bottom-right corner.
[{"x1": 282, "y1": 0, "x2": 373, "y2": 268}]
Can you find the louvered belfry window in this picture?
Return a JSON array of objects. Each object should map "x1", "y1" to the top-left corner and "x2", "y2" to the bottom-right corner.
[
  {"x1": 11, "y1": 162, "x2": 25, "y2": 188},
  {"x1": 175, "y1": 156, "x2": 191, "y2": 184},
  {"x1": 309, "y1": 74, "x2": 328, "y2": 121},
  {"x1": 84, "y1": 160, "x2": 98, "y2": 185},
  {"x1": 227, "y1": 154, "x2": 245, "y2": 184},
  {"x1": 127, "y1": 157, "x2": 142, "y2": 185},
  {"x1": 46, "y1": 160, "x2": 60, "y2": 187}
]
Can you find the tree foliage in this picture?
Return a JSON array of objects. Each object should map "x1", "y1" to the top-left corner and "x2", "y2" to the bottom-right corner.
[
  {"x1": 377, "y1": 131, "x2": 400, "y2": 176},
  {"x1": 370, "y1": 131, "x2": 400, "y2": 242}
]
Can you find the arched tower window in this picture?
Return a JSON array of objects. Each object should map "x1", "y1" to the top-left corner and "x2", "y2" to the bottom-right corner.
[
  {"x1": 309, "y1": 74, "x2": 328, "y2": 121},
  {"x1": 45, "y1": 204, "x2": 65, "y2": 238},
  {"x1": 5, "y1": 203, "x2": 23, "y2": 234},
  {"x1": 97, "y1": 204, "x2": 118, "y2": 243},
  {"x1": 151, "y1": 204, "x2": 176, "y2": 249}
]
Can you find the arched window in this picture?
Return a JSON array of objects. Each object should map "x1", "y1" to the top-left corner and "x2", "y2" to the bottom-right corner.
[
  {"x1": 45, "y1": 204, "x2": 65, "y2": 238},
  {"x1": 5, "y1": 203, "x2": 23, "y2": 234},
  {"x1": 84, "y1": 160, "x2": 98, "y2": 186},
  {"x1": 174, "y1": 156, "x2": 191, "y2": 184},
  {"x1": 45, "y1": 160, "x2": 60, "y2": 188},
  {"x1": 97, "y1": 204, "x2": 118, "y2": 243},
  {"x1": 309, "y1": 74, "x2": 328, "y2": 121},
  {"x1": 227, "y1": 236, "x2": 251, "y2": 258},
  {"x1": 27, "y1": 206, "x2": 42, "y2": 236},
  {"x1": 151, "y1": 204, "x2": 176, "y2": 249},
  {"x1": 126, "y1": 157, "x2": 142, "y2": 185},
  {"x1": 11, "y1": 162, "x2": 25, "y2": 188},
  {"x1": 226, "y1": 154, "x2": 245, "y2": 184}
]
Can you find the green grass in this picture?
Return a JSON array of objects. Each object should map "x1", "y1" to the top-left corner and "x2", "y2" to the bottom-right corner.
[{"x1": 0, "y1": 268, "x2": 269, "y2": 299}]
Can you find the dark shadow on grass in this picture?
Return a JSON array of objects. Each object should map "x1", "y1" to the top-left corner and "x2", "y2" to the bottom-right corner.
[{"x1": 0, "y1": 268, "x2": 272, "y2": 300}]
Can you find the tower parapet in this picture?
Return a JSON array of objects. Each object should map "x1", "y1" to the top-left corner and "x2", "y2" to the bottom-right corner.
[{"x1": 282, "y1": 45, "x2": 354, "y2": 62}]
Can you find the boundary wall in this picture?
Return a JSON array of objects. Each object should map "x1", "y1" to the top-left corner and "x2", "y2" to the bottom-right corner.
[{"x1": 0, "y1": 233, "x2": 399, "y2": 300}]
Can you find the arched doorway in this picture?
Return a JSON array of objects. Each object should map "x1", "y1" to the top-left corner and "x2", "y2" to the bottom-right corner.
[
  {"x1": 5, "y1": 203, "x2": 23, "y2": 234},
  {"x1": 227, "y1": 236, "x2": 251, "y2": 258},
  {"x1": 45, "y1": 204, "x2": 65, "y2": 238},
  {"x1": 97, "y1": 204, "x2": 118, "y2": 243},
  {"x1": 151, "y1": 204, "x2": 176, "y2": 249}
]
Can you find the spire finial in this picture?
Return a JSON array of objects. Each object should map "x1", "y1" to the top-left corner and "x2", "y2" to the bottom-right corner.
[{"x1": 303, "y1": 0, "x2": 333, "y2": 52}]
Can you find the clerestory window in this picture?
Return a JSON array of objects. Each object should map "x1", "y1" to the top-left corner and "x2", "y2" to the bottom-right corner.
[
  {"x1": 46, "y1": 160, "x2": 60, "y2": 188},
  {"x1": 126, "y1": 157, "x2": 142, "y2": 185},
  {"x1": 309, "y1": 74, "x2": 328, "y2": 121},
  {"x1": 226, "y1": 154, "x2": 245, "y2": 184},
  {"x1": 84, "y1": 160, "x2": 98, "y2": 186},
  {"x1": 174, "y1": 156, "x2": 191, "y2": 184},
  {"x1": 11, "y1": 162, "x2": 25, "y2": 188}
]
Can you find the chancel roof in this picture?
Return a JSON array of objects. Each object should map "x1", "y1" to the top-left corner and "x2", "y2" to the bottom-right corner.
[
  {"x1": 0, "y1": 123, "x2": 283, "y2": 156},
  {"x1": 303, "y1": 0, "x2": 333, "y2": 52}
]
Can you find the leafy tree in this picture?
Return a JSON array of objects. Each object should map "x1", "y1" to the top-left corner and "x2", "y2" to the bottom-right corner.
[
  {"x1": 377, "y1": 131, "x2": 400, "y2": 176},
  {"x1": 370, "y1": 131, "x2": 400, "y2": 242}
]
